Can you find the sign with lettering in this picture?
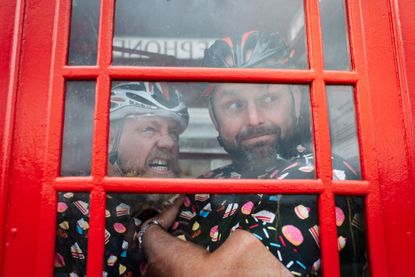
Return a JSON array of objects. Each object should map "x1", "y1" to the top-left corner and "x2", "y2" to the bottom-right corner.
[{"x1": 113, "y1": 37, "x2": 215, "y2": 59}]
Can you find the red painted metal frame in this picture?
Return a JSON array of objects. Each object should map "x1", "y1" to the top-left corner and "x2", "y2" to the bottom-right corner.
[
  {"x1": 0, "y1": 0, "x2": 25, "y2": 273},
  {"x1": 0, "y1": 0, "x2": 414, "y2": 276}
]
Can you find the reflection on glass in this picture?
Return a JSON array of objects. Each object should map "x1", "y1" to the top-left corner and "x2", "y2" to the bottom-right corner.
[
  {"x1": 320, "y1": 0, "x2": 351, "y2": 70},
  {"x1": 326, "y1": 86, "x2": 361, "y2": 179},
  {"x1": 60, "y1": 81, "x2": 95, "y2": 176},
  {"x1": 113, "y1": 0, "x2": 308, "y2": 68},
  {"x1": 54, "y1": 192, "x2": 90, "y2": 276},
  {"x1": 335, "y1": 196, "x2": 368, "y2": 277},
  {"x1": 67, "y1": 0, "x2": 100, "y2": 65},
  {"x1": 108, "y1": 82, "x2": 315, "y2": 179}
]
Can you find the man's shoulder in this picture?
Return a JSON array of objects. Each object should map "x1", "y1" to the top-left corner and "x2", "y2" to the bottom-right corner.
[
  {"x1": 331, "y1": 154, "x2": 361, "y2": 180},
  {"x1": 276, "y1": 153, "x2": 316, "y2": 179},
  {"x1": 278, "y1": 153, "x2": 360, "y2": 180}
]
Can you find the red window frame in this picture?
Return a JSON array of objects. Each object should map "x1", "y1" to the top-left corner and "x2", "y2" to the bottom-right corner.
[{"x1": 0, "y1": 0, "x2": 414, "y2": 277}]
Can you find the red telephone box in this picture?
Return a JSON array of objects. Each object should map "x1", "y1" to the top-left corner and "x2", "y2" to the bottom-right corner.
[{"x1": 0, "y1": 0, "x2": 414, "y2": 276}]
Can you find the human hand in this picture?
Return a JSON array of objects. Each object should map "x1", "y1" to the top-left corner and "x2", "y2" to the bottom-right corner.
[{"x1": 146, "y1": 195, "x2": 183, "y2": 230}]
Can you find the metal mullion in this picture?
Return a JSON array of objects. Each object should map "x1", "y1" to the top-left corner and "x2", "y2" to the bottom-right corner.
[
  {"x1": 85, "y1": 1, "x2": 115, "y2": 277},
  {"x1": 54, "y1": 177, "x2": 94, "y2": 191},
  {"x1": 347, "y1": 0, "x2": 389, "y2": 276},
  {"x1": 91, "y1": 0, "x2": 114, "y2": 179},
  {"x1": 331, "y1": 180, "x2": 370, "y2": 195},
  {"x1": 62, "y1": 66, "x2": 101, "y2": 79},
  {"x1": 96, "y1": 0, "x2": 114, "y2": 67},
  {"x1": 305, "y1": 0, "x2": 340, "y2": 276},
  {"x1": 304, "y1": 0, "x2": 333, "y2": 181},
  {"x1": 102, "y1": 178, "x2": 324, "y2": 194},
  {"x1": 323, "y1": 71, "x2": 359, "y2": 84},
  {"x1": 90, "y1": 76, "x2": 110, "y2": 179},
  {"x1": 86, "y1": 188, "x2": 106, "y2": 277},
  {"x1": 63, "y1": 67, "x2": 360, "y2": 84},
  {"x1": 109, "y1": 66, "x2": 316, "y2": 83}
]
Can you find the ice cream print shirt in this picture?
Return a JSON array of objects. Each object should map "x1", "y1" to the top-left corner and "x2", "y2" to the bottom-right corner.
[
  {"x1": 54, "y1": 193, "x2": 142, "y2": 277},
  {"x1": 170, "y1": 155, "x2": 367, "y2": 276}
]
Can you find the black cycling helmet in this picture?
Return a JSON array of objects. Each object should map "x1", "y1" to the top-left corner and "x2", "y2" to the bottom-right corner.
[
  {"x1": 202, "y1": 31, "x2": 294, "y2": 69},
  {"x1": 203, "y1": 32, "x2": 311, "y2": 159}
]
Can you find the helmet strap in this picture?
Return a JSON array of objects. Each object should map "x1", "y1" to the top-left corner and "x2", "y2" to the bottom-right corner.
[{"x1": 108, "y1": 119, "x2": 125, "y2": 166}]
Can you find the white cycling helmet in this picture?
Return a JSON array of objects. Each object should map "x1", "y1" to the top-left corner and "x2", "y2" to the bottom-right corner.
[
  {"x1": 110, "y1": 82, "x2": 189, "y2": 132},
  {"x1": 109, "y1": 82, "x2": 189, "y2": 166}
]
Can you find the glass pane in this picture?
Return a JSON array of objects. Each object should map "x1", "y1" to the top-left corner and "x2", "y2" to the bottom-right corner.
[
  {"x1": 113, "y1": 1, "x2": 308, "y2": 68},
  {"x1": 67, "y1": 0, "x2": 100, "y2": 65},
  {"x1": 320, "y1": 0, "x2": 351, "y2": 70},
  {"x1": 61, "y1": 81, "x2": 95, "y2": 176},
  {"x1": 108, "y1": 82, "x2": 315, "y2": 179},
  {"x1": 103, "y1": 193, "x2": 181, "y2": 276},
  {"x1": 54, "y1": 192, "x2": 90, "y2": 276},
  {"x1": 326, "y1": 86, "x2": 361, "y2": 179},
  {"x1": 100, "y1": 193, "x2": 319, "y2": 276},
  {"x1": 335, "y1": 196, "x2": 369, "y2": 277}
]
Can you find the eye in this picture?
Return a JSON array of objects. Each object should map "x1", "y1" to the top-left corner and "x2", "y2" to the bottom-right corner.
[
  {"x1": 227, "y1": 100, "x2": 244, "y2": 111},
  {"x1": 169, "y1": 130, "x2": 180, "y2": 141},
  {"x1": 261, "y1": 95, "x2": 278, "y2": 104},
  {"x1": 142, "y1": 126, "x2": 157, "y2": 133}
]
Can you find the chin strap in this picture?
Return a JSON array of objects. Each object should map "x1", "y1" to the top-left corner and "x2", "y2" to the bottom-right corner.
[{"x1": 109, "y1": 119, "x2": 125, "y2": 168}]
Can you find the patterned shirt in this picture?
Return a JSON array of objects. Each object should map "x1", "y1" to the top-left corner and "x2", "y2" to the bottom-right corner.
[
  {"x1": 54, "y1": 193, "x2": 147, "y2": 277},
  {"x1": 171, "y1": 154, "x2": 366, "y2": 276}
]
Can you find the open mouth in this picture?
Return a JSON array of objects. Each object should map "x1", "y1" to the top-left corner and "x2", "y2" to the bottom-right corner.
[{"x1": 148, "y1": 158, "x2": 170, "y2": 172}]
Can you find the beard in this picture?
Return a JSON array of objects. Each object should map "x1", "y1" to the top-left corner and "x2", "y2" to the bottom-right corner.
[
  {"x1": 117, "y1": 148, "x2": 180, "y2": 178},
  {"x1": 219, "y1": 124, "x2": 283, "y2": 172}
]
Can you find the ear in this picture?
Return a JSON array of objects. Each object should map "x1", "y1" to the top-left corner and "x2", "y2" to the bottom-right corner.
[
  {"x1": 208, "y1": 97, "x2": 219, "y2": 130},
  {"x1": 108, "y1": 125, "x2": 116, "y2": 153},
  {"x1": 291, "y1": 85, "x2": 302, "y2": 120}
]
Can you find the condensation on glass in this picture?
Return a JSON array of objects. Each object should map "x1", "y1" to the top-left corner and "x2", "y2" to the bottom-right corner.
[
  {"x1": 67, "y1": 0, "x2": 100, "y2": 65},
  {"x1": 320, "y1": 0, "x2": 352, "y2": 70},
  {"x1": 335, "y1": 196, "x2": 369, "y2": 277},
  {"x1": 54, "y1": 192, "x2": 90, "y2": 276},
  {"x1": 107, "y1": 82, "x2": 315, "y2": 179},
  {"x1": 60, "y1": 81, "x2": 95, "y2": 176},
  {"x1": 326, "y1": 86, "x2": 361, "y2": 179},
  {"x1": 112, "y1": 0, "x2": 308, "y2": 68}
]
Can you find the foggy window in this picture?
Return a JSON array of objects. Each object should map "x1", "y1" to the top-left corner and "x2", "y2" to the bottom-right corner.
[
  {"x1": 67, "y1": 0, "x2": 100, "y2": 65},
  {"x1": 112, "y1": 0, "x2": 308, "y2": 68},
  {"x1": 326, "y1": 86, "x2": 362, "y2": 180},
  {"x1": 60, "y1": 81, "x2": 95, "y2": 176},
  {"x1": 108, "y1": 82, "x2": 317, "y2": 179},
  {"x1": 320, "y1": 0, "x2": 352, "y2": 70}
]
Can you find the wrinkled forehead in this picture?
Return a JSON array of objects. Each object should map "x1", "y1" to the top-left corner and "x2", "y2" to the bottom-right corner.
[
  {"x1": 211, "y1": 83, "x2": 292, "y2": 100},
  {"x1": 123, "y1": 114, "x2": 181, "y2": 129}
]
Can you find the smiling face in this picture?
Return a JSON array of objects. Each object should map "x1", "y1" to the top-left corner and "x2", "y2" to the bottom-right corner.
[
  {"x1": 110, "y1": 115, "x2": 180, "y2": 178},
  {"x1": 211, "y1": 83, "x2": 296, "y2": 170}
]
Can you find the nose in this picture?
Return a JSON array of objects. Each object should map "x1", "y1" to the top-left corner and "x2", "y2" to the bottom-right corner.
[
  {"x1": 246, "y1": 102, "x2": 264, "y2": 126},
  {"x1": 156, "y1": 131, "x2": 177, "y2": 151}
]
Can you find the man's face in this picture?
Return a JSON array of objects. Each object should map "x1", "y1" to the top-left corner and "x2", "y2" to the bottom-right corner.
[
  {"x1": 211, "y1": 83, "x2": 296, "y2": 169},
  {"x1": 113, "y1": 115, "x2": 181, "y2": 178}
]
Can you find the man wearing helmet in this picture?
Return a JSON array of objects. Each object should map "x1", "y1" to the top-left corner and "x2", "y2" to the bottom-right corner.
[
  {"x1": 140, "y1": 32, "x2": 366, "y2": 277},
  {"x1": 108, "y1": 82, "x2": 188, "y2": 178},
  {"x1": 54, "y1": 82, "x2": 189, "y2": 277}
]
